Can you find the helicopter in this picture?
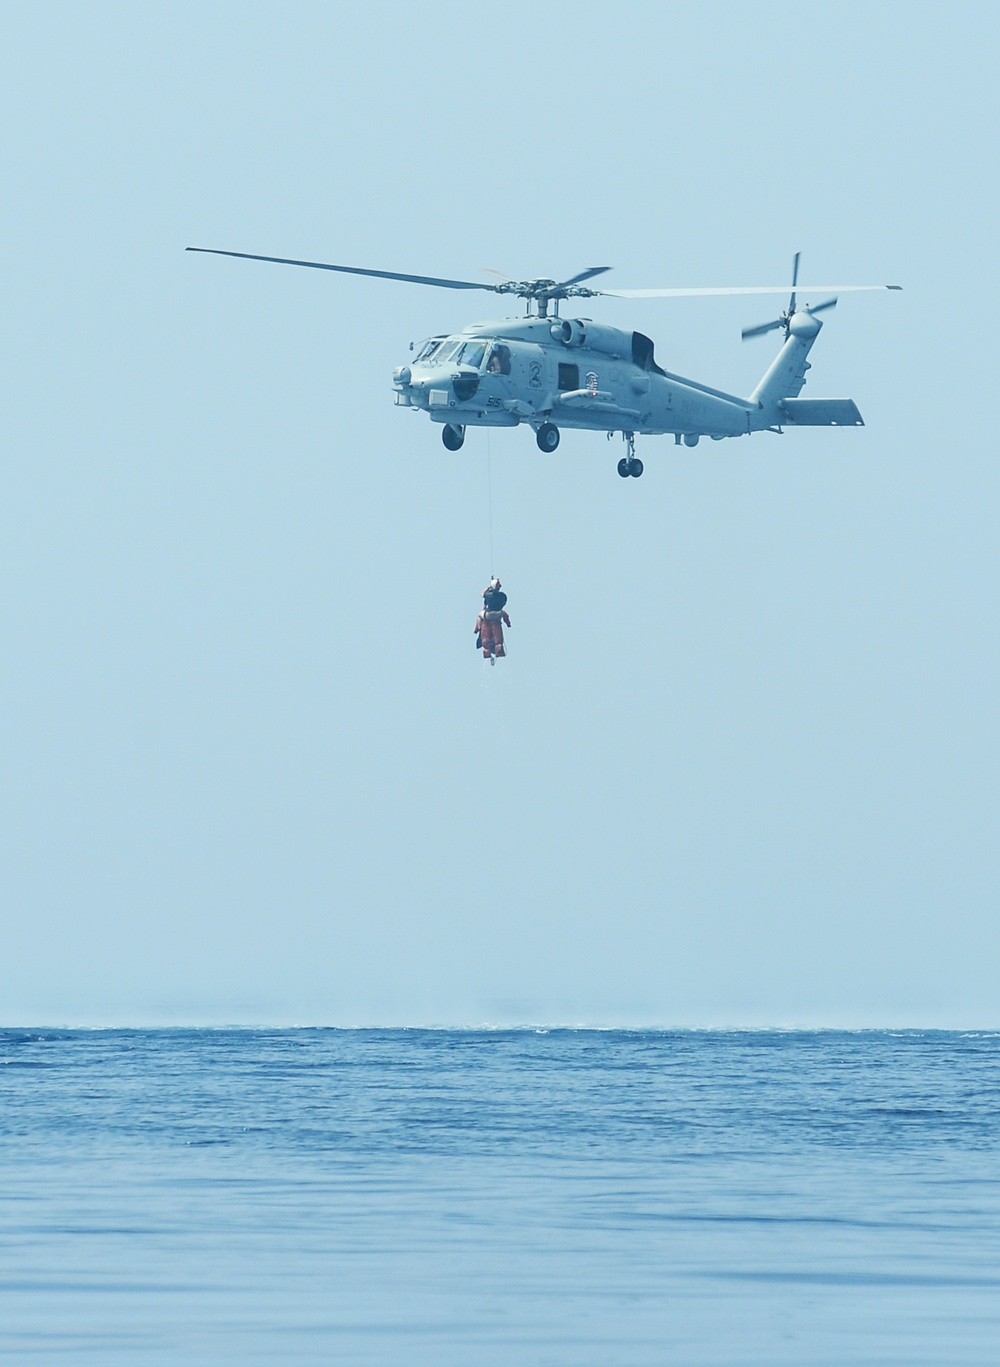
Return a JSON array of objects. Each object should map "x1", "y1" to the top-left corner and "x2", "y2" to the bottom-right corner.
[{"x1": 186, "y1": 247, "x2": 900, "y2": 477}]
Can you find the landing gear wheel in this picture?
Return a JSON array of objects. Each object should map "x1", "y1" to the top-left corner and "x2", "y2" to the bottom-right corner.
[
  {"x1": 442, "y1": 423, "x2": 465, "y2": 451},
  {"x1": 617, "y1": 456, "x2": 643, "y2": 477},
  {"x1": 617, "y1": 430, "x2": 641, "y2": 478},
  {"x1": 536, "y1": 422, "x2": 560, "y2": 453}
]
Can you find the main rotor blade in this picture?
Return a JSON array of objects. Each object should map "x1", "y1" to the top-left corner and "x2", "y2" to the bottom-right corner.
[
  {"x1": 186, "y1": 247, "x2": 495, "y2": 292},
  {"x1": 603, "y1": 283, "x2": 902, "y2": 298},
  {"x1": 552, "y1": 266, "x2": 612, "y2": 291},
  {"x1": 806, "y1": 296, "x2": 838, "y2": 316}
]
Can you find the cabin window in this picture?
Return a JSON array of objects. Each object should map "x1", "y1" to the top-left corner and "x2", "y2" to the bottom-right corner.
[{"x1": 558, "y1": 363, "x2": 579, "y2": 391}]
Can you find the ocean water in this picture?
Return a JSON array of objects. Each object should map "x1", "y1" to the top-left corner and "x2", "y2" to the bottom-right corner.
[{"x1": 1, "y1": 1030, "x2": 998, "y2": 1365}]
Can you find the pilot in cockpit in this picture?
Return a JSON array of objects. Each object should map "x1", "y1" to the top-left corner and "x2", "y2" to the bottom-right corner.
[{"x1": 487, "y1": 343, "x2": 511, "y2": 375}]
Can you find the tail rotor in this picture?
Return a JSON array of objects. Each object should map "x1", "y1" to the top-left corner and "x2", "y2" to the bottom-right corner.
[{"x1": 741, "y1": 252, "x2": 838, "y2": 341}]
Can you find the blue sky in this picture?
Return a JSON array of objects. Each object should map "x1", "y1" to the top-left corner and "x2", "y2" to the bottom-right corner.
[{"x1": 2, "y1": 2, "x2": 997, "y2": 1025}]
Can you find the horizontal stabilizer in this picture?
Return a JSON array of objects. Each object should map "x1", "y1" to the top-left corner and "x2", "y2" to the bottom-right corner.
[{"x1": 780, "y1": 398, "x2": 863, "y2": 427}]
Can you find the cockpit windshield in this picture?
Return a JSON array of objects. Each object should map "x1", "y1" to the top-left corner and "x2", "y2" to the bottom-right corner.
[
  {"x1": 435, "y1": 339, "x2": 465, "y2": 363},
  {"x1": 416, "y1": 337, "x2": 490, "y2": 369},
  {"x1": 414, "y1": 337, "x2": 448, "y2": 363}
]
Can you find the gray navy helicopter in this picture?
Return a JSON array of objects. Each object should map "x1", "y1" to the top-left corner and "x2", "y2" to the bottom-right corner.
[{"x1": 187, "y1": 247, "x2": 900, "y2": 477}]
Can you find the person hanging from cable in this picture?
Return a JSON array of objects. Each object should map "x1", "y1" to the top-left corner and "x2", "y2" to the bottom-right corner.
[{"x1": 475, "y1": 578, "x2": 511, "y2": 664}]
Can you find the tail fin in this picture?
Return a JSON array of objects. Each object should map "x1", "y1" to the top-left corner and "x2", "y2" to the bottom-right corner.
[{"x1": 750, "y1": 313, "x2": 823, "y2": 412}]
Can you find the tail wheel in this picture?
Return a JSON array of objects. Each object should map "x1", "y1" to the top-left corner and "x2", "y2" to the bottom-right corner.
[
  {"x1": 442, "y1": 423, "x2": 465, "y2": 451},
  {"x1": 630, "y1": 458, "x2": 643, "y2": 478},
  {"x1": 617, "y1": 457, "x2": 631, "y2": 478},
  {"x1": 536, "y1": 423, "x2": 560, "y2": 453}
]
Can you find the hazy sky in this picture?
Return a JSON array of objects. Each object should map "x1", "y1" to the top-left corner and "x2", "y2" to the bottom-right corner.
[{"x1": 3, "y1": 2, "x2": 997, "y2": 1026}]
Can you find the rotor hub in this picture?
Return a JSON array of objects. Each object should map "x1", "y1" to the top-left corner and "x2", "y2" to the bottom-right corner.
[{"x1": 490, "y1": 278, "x2": 605, "y2": 317}]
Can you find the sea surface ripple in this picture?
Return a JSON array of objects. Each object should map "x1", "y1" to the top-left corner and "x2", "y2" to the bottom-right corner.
[{"x1": 1, "y1": 1029, "x2": 998, "y2": 1364}]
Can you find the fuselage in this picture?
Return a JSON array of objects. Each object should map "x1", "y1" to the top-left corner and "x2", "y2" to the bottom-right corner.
[{"x1": 392, "y1": 316, "x2": 760, "y2": 442}]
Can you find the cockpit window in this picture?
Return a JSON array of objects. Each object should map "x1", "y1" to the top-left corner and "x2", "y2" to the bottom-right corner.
[
  {"x1": 414, "y1": 337, "x2": 446, "y2": 362},
  {"x1": 437, "y1": 338, "x2": 467, "y2": 363},
  {"x1": 421, "y1": 338, "x2": 491, "y2": 369},
  {"x1": 485, "y1": 343, "x2": 511, "y2": 375},
  {"x1": 456, "y1": 340, "x2": 487, "y2": 369},
  {"x1": 431, "y1": 339, "x2": 490, "y2": 369}
]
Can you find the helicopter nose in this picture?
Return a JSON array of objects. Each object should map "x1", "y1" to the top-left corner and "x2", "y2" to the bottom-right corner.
[{"x1": 392, "y1": 364, "x2": 412, "y2": 387}]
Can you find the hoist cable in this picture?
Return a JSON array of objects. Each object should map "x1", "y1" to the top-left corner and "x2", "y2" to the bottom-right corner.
[{"x1": 486, "y1": 429, "x2": 494, "y2": 574}]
